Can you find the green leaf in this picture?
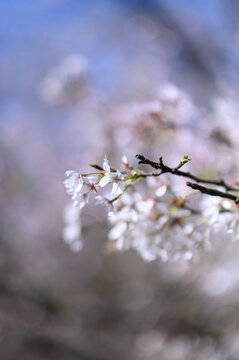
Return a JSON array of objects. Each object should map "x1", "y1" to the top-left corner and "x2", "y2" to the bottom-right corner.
[{"x1": 89, "y1": 164, "x2": 103, "y2": 171}]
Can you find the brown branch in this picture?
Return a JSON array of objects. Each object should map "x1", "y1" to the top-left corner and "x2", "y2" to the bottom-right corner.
[
  {"x1": 136, "y1": 154, "x2": 239, "y2": 192},
  {"x1": 186, "y1": 182, "x2": 239, "y2": 204}
]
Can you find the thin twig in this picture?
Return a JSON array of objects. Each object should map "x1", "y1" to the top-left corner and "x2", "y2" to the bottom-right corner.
[{"x1": 136, "y1": 154, "x2": 239, "y2": 192}]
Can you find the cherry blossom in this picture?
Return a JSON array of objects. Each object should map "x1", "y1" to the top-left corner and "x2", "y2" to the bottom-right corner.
[
  {"x1": 99, "y1": 156, "x2": 125, "y2": 199},
  {"x1": 64, "y1": 171, "x2": 98, "y2": 207},
  {"x1": 63, "y1": 83, "x2": 239, "y2": 263}
]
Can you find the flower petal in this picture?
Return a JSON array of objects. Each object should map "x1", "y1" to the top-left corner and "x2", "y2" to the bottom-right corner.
[
  {"x1": 75, "y1": 178, "x2": 83, "y2": 193},
  {"x1": 122, "y1": 155, "x2": 128, "y2": 164},
  {"x1": 109, "y1": 222, "x2": 127, "y2": 240},
  {"x1": 116, "y1": 170, "x2": 124, "y2": 180},
  {"x1": 117, "y1": 181, "x2": 125, "y2": 192},
  {"x1": 111, "y1": 182, "x2": 123, "y2": 199},
  {"x1": 99, "y1": 174, "x2": 112, "y2": 187},
  {"x1": 87, "y1": 190, "x2": 96, "y2": 204},
  {"x1": 65, "y1": 170, "x2": 77, "y2": 177},
  {"x1": 156, "y1": 185, "x2": 167, "y2": 197},
  {"x1": 103, "y1": 156, "x2": 111, "y2": 173}
]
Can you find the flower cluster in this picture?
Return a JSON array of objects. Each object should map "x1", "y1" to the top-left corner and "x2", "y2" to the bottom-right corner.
[
  {"x1": 64, "y1": 156, "x2": 126, "y2": 210},
  {"x1": 64, "y1": 151, "x2": 239, "y2": 261},
  {"x1": 107, "y1": 179, "x2": 210, "y2": 263},
  {"x1": 63, "y1": 83, "x2": 239, "y2": 262},
  {"x1": 201, "y1": 197, "x2": 239, "y2": 241}
]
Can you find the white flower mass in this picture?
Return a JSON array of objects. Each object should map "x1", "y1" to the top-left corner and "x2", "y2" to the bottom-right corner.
[{"x1": 63, "y1": 84, "x2": 239, "y2": 263}]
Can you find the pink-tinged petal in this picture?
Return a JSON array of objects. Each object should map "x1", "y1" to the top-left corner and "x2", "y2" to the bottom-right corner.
[
  {"x1": 103, "y1": 156, "x2": 111, "y2": 172},
  {"x1": 99, "y1": 174, "x2": 112, "y2": 187}
]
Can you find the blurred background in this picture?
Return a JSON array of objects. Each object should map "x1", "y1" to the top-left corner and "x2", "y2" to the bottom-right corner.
[{"x1": 2, "y1": 0, "x2": 239, "y2": 359}]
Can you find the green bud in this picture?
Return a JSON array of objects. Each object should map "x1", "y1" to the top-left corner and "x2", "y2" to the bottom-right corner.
[{"x1": 180, "y1": 154, "x2": 191, "y2": 165}]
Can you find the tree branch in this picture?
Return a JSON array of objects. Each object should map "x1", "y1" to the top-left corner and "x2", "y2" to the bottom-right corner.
[
  {"x1": 136, "y1": 154, "x2": 239, "y2": 192},
  {"x1": 186, "y1": 182, "x2": 239, "y2": 204}
]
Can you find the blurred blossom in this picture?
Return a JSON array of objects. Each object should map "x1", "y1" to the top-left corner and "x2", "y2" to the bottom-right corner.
[
  {"x1": 202, "y1": 266, "x2": 238, "y2": 297},
  {"x1": 63, "y1": 203, "x2": 83, "y2": 252},
  {"x1": 62, "y1": 80, "x2": 239, "y2": 264},
  {"x1": 39, "y1": 54, "x2": 89, "y2": 105}
]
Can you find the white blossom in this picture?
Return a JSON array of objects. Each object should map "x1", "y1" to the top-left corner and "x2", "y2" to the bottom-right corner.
[
  {"x1": 64, "y1": 171, "x2": 98, "y2": 207},
  {"x1": 99, "y1": 156, "x2": 125, "y2": 199}
]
